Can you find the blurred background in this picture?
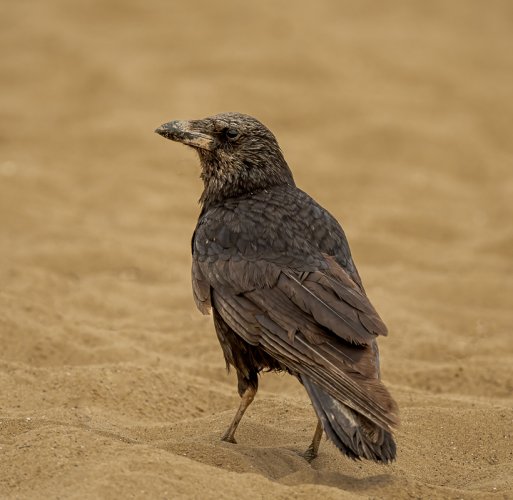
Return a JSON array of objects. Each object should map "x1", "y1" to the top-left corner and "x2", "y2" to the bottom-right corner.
[{"x1": 1, "y1": 1, "x2": 512, "y2": 498}]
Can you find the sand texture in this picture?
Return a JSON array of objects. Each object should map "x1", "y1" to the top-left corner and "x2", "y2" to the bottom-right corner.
[{"x1": 1, "y1": 1, "x2": 513, "y2": 498}]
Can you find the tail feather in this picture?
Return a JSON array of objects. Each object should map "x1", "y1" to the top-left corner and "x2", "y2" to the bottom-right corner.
[{"x1": 303, "y1": 376, "x2": 397, "y2": 463}]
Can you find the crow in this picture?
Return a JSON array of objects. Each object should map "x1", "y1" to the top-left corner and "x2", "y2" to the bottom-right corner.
[{"x1": 156, "y1": 112, "x2": 398, "y2": 463}]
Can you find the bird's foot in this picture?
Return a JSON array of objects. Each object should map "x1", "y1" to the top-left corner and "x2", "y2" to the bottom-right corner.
[
  {"x1": 221, "y1": 433, "x2": 237, "y2": 444},
  {"x1": 302, "y1": 445, "x2": 318, "y2": 463}
]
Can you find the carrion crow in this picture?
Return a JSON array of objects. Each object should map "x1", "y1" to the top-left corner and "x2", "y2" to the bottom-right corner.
[{"x1": 156, "y1": 112, "x2": 398, "y2": 463}]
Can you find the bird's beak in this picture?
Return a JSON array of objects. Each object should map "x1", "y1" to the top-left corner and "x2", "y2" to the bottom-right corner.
[{"x1": 155, "y1": 120, "x2": 215, "y2": 151}]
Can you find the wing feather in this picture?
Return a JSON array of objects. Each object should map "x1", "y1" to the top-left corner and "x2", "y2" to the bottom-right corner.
[
  {"x1": 212, "y1": 288, "x2": 398, "y2": 430},
  {"x1": 192, "y1": 235, "x2": 396, "y2": 430}
]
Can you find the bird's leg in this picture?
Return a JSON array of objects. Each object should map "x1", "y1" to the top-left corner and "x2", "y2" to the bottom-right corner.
[
  {"x1": 221, "y1": 371, "x2": 258, "y2": 444},
  {"x1": 303, "y1": 419, "x2": 323, "y2": 462}
]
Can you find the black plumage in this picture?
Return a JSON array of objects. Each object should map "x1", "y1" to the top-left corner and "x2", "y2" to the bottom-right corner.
[{"x1": 156, "y1": 113, "x2": 398, "y2": 463}]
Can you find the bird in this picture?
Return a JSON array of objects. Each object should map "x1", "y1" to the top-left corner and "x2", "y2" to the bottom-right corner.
[{"x1": 155, "y1": 112, "x2": 398, "y2": 463}]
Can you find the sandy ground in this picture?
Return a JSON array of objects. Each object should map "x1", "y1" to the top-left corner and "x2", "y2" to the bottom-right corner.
[{"x1": 1, "y1": 1, "x2": 513, "y2": 498}]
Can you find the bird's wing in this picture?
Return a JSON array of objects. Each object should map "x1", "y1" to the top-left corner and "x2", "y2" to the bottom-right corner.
[
  {"x1": 280, "y1": 254, "x2": 388, "y2": 343},
  {"x1": 193, "y1": 252, "x2": 397, "y2": 430},
  {"x1": 193, "y1": 252, "x2": 387, "y2": 343}
]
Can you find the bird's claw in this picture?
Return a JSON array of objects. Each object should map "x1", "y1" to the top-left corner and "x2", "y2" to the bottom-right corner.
[
  {"x1": 221, "y1": 434, "x2": 237, "y2": 444},
  {"x1": 302, "y1": 446, "x2": 317, "y2": 463}
]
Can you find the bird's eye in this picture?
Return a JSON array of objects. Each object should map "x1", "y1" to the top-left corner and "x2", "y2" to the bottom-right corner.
[{"x1": 224, "y1": 128, "x2": 239, "y2": 140}]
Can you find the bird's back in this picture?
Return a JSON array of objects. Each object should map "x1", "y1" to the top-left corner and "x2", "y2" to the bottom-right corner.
[{"x1": 194, "y1": 184, "x2": 356, "y2": 278}]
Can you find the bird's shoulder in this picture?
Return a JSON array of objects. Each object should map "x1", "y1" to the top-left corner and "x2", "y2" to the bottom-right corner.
[{"x1": 193, "y1": 184, "x2": 354, "y2": 272}]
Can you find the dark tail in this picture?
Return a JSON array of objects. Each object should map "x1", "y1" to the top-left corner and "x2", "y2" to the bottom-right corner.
[{"x1": 303, "y1": 376, "x2": 397, "y2": 463}]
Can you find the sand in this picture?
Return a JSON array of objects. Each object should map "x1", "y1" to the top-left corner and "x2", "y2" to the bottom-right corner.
[{"x1": 1, "y1": 0, "x2": 513, "y2": 498}]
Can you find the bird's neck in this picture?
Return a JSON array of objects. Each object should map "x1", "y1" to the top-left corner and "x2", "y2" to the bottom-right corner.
[{"x1": 198, "y1": 156, "x2": 295, "y2": 209}]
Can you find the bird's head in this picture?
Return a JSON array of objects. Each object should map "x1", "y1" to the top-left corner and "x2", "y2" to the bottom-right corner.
[{"x1": 155, "y1": 112, "x2": 295, "y2": 206}]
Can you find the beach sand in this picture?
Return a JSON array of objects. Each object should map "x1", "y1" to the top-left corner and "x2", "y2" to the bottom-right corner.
[{"x1": 1, "y1": 1, "x2": 512, "y2": 498}]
